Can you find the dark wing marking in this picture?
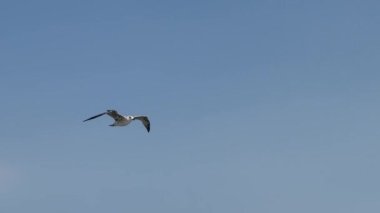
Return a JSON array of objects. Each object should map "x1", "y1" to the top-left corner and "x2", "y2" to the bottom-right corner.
[
  {"x1": 134, "y1": 116, "x2": 150, "y2": 132},
  {"x1": 83, "y1": 112, "x2": 107, "y2": 122},
  {"x1": 106, "y1": 110, "x2": 125, "y2": 122}
]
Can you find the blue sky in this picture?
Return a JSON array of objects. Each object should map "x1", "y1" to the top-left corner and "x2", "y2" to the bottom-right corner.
[{"x1": 1, "y1": 0, "x2": 380, "y2": 212}]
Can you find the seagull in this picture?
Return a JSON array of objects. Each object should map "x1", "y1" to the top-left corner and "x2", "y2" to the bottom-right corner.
[{"x1": 83, "y1": 110, "x2": 150, "y2": 132}]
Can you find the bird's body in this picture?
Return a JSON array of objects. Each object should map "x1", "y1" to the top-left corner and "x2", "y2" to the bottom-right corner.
[
  {"x1": 109, "y1": 116, "x2": 133, "y2": 127},
  {"x1": 83, "y1": 110, "x2": 150, "y2": 132}
]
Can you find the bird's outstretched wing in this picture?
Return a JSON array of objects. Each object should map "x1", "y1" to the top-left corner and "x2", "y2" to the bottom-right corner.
[
  {"x1": 83, "y1": 109, "x2": 127, "y2": 123},
  {"x1": 133, "y1": 116, "x2": 150, "y2": 132},
  {"x1": 106, "y1": 110, "x2": 125, "y2": 122},
  {"x1": 83, "y1": 112, "x2": 107, "y2": 122}
]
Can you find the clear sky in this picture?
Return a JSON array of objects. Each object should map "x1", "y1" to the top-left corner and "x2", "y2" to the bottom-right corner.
[{"x1": 1, "y1": 0, "x2": 380, "y2": 212}]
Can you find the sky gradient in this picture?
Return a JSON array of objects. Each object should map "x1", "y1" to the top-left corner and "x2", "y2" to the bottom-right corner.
[{"x1": 1, "y1": 0, "x2": 380, "y2": 212}]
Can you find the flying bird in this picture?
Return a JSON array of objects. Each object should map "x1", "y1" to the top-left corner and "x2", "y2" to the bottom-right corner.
[{"x1": 83, "y1": 110, "x2": 150, "y2": 132}]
